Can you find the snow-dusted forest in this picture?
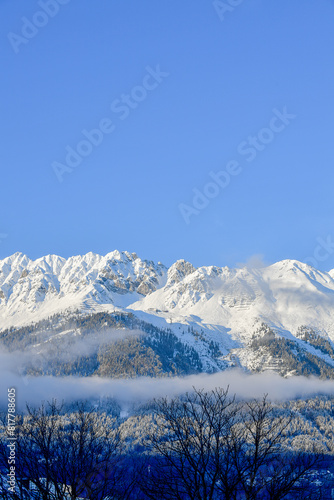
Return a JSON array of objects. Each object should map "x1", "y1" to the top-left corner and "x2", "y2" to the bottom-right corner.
[{"x1": 1, "y1": 389, "x2": 334, "y2": 499}]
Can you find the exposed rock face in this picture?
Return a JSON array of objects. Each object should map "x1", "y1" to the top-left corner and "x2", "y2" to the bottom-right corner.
[
  {"x1": 0, "y1": 251, "x2": 167, "y2": 323},
  {"x1": 2, "y1": 252, "x2": 334, "y2": 377},
  {"x1": 2, "y1": 252, "x2": 334, "y2": 358},
  {"x1": 166, "y1": 259, "x2": 196, "y2": 288}
]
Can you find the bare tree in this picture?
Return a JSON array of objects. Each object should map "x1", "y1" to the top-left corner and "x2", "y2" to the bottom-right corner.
[
  {"x1": 141, "y1": 389, "x2": 323, "y2": 500},
  {"x1": 0, "y1": 393, "x2": 324, "y2": 500},
  {"x1": 229, "y1": 395, "x2": 323, "y2": 500},
  {"x1": 0, "y1": 400, "x2": 135, "y2": 500},
  {"x1": 141, "y1": 387, "x2": 241, "y2": 500}
]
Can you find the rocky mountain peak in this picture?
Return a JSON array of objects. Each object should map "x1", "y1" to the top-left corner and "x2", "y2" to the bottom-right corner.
[{"x1": 166, "y1": 259, "x2": 196, "y2": 288}]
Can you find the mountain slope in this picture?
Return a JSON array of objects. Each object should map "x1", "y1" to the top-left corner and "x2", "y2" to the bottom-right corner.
[
  {"x1": 0, "y1": 251, "x2": 167, "y2": 329},
  {"x1": 131, "y1": 259, "x2": 334, "y2": 342},
  {"x1": 1, "y1": 251, "x2": 334, "y2": 378}
]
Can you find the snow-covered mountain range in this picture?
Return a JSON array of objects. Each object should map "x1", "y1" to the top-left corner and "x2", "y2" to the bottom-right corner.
[
  {"x1": 1, "y1": 250, "x2": 334, "y2": 377},
  {"x1": 0, "y1": 251, "x2": 166, "y2": 327}
]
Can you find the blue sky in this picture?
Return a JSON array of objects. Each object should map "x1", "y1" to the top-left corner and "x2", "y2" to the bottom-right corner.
[{"x1": 1, "y1": 0, "x2": 334, "y2": 270}]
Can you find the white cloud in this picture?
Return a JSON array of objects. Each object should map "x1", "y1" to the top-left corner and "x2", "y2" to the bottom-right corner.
[{"x1": 1, "y1": 365, "x2": 334, "y2": 411}]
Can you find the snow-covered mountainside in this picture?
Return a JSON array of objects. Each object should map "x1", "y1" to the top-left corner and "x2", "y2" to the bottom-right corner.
[
  {"x1": 0, "y1": 251, "x2": 167, "y2": 328},
  {"x1": 1, "y1": 251, "x2": 334, "y2": 377},
  {"x1": 131, "y1": 259, "x2": 334, "y2": 342}
]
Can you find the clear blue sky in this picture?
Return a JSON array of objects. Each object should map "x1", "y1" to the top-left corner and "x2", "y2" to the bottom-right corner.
[{"x1": 1, "y1": 0, "x2": 334, "y2": 270}]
